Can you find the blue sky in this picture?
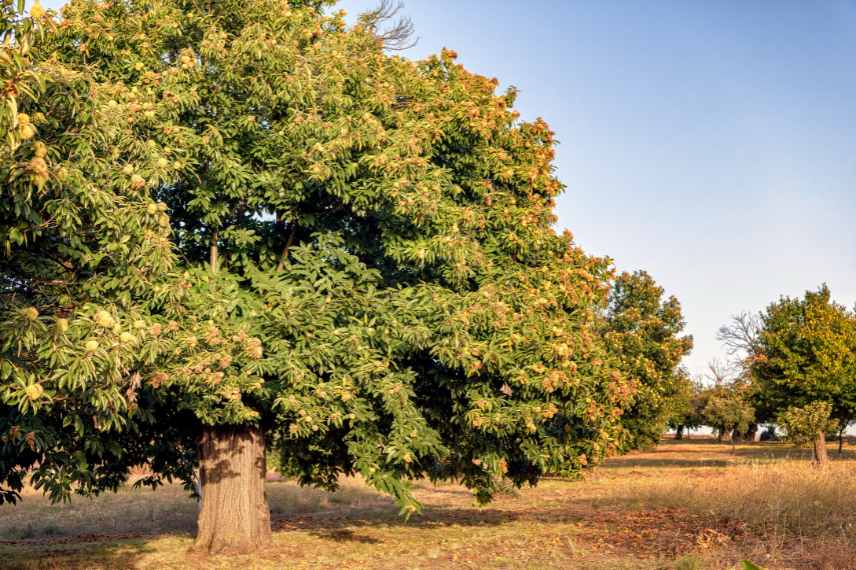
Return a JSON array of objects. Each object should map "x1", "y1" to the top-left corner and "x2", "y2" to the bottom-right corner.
[{"x1": 42, "y1": 0, "x2": 856, "y2": 379}]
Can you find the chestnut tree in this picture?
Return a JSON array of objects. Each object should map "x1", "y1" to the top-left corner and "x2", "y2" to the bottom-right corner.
[
  {"x1": 602, "y1": 271, "x2": 693, "y2": 450},
  {"x1": 3, "y1": 0, "x2": 638, "y2": 553},
  {"x1": 751, "y1": 285, "x2": 856, "y2": 464}
]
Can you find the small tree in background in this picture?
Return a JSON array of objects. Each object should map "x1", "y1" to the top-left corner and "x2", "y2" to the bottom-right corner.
[
  {"x1": 777, "y1": 401, "x2": 838, "y2": 465},
  {"x1": 667, "y1": 376, "x2": 706, "y2": 440},
  {"x1": 702, "y1": 381, "x2": 755, "y2": 450},
  {"x1": 717, "y1": 313, "x2": 763, "y2": 440},
  {"x1": 751, "y1": 285, "x2": 856, "y2": 464}
]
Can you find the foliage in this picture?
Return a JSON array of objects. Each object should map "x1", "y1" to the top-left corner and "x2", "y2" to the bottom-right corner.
[
  {"x1": 701, "y1": 381, "x2": 755, "y2": 441},
  {"x1": 1, "y1": 0, "x2": 636, "y2": 520},
  {"x1": 777, "y1": 401, "x2": 838, "y2": 447},
  {"x1": 0, "y1": 1, "x2": 192, "y2": 505},
  {"x1": 751, "y1": 285, "x2": 856, "y2": 430},
  {"x1": 603, "y1": 270, "x2": 693, "y2": 450},
  {"x1": 666, "y1": 375, "x2": 706, "y2": 433}
]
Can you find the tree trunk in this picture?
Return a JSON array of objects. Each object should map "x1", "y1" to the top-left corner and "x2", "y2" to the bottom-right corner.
[
  {"x1": 838, "y1": 425, "x2": 845, "y2": 455},
  {"x1": 812, "y1": 430, "x2": 829, "y2": 466},
  {"x1": 192, "y1": 426, "x2": 272, "y2": 554},
  {"x1": 675, "y1": 425, "x2": 685, "y2": 440}
]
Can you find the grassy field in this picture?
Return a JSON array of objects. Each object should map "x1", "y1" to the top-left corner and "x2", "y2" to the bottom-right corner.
[{"x1": 1, "y1": 438, "x2": 854, "y2": 570}]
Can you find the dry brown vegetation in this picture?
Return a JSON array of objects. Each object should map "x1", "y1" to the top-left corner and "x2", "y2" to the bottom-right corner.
[{"x1": 1, "y1": 439, "x2": 854, "y2": 569}]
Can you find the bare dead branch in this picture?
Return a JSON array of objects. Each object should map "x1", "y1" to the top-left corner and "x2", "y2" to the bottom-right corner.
[
  {"x1": 717, "y1": 311, "x2": 762, "y2": 357},
  {"x1": 358, "y1": 0, "x2": 418, "y2": 51},
  {"x1": 706, "y1": 358, "x2": 737, "y2": 385}
]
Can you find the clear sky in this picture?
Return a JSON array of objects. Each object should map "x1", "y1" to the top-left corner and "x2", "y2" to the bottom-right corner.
[{"x1": 43, "y1": 0, "x2": 856, "y2": 379}]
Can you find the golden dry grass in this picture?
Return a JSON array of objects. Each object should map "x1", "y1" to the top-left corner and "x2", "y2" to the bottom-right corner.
[
  {"x1": 1, "y1": 439, "x2": 854, "y2": 570},
  {"x1": 589, "y1": 440, "x2": 856, "y2": 569}
]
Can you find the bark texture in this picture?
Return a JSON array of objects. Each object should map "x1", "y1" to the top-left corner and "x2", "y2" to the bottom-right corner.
[
  {"x1": 812, "y1": 430, "x2": 829, "y2": 466},
  {"x1": 193, "y1": 426, "x2": 272, "y2": 554}
]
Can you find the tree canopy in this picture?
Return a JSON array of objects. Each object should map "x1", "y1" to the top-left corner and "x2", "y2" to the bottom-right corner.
[
  {"x1": 1, "y1": 1, "x2": 184, "y2": 506},
  {"x1": 777, "y1": 400, "x2": 838, "y2": 463},
  {"x1": 750, "y1": 285, "x2": 856, "y2": 463},
  {"x1": 701, "y1": 379, "x2": 755, "y2": 445},
  {"x1": 603, "y1": 270, "x2": 693, "y2": 450},
  {"x1": 752, "y1": 286, "x2": 856, "y2": 424}
]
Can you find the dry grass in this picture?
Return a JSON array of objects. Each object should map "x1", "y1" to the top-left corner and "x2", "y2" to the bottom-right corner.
[
  {"x1": 588, "y1": 441, "x2": 856, "y2": 569},
  {"x1": 0, "y1": 479, "x2": 383, "y2": 541},
  {"x1": 605, "y1": 460, "x2": 854, "y2": 540},
  {"x1": 1, "y1": 439, "x2": 854, "y2": 569}
]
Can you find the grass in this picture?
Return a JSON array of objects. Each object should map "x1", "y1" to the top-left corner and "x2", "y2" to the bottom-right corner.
[{"x1": 1, "y1": 438, "x2": 854, "y2": 569}]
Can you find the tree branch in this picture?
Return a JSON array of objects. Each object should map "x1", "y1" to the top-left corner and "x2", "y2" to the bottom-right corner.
[
  {"x1": 358, "y1": 1, "x2": 418, "y2": 51},
  {"x1": 276, "y1": 223, "x2": 297, "y2": 272},
  {"x1": 209, "y1": 229, "x2": 219, "y2": 273}
]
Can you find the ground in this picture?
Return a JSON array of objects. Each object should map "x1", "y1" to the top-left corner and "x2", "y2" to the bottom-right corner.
[{"x1": 1, "y1": 438, "x2": 854, "y2": 570}]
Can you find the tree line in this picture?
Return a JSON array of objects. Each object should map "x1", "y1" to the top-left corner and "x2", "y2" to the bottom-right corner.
[{"x1": 669, "y1": 285, "x2": 856, "y2": 464}]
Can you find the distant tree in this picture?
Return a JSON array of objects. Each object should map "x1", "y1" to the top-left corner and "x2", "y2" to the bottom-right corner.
[
  {"x1": 603, "y1": 271, "x2": 693, "y2": 451},
  {"x1": 717, "y1": 313, "x2": 763, "y2": 439},
  {"x1": 702, "y1": 378, "x2": 755, "y2": 450},
  {"x1": 777, "y1": 401, "x2": 838, "y2": 465},
  {"x1": 835, "y1": 420, "x2": 851, "y2": 455},
  {"x1": 751, "y1": 286, "x2": 856, "y2": 464},
  {"x1": 667, "y1": 375, "x2": 706, "y2": 440},
  {"x1": 717, "y1": 311, "x2": 762, "y2": 362}
]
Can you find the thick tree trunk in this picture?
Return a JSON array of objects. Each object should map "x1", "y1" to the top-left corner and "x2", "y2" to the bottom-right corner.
[
  {"x1": 675, "y1": 425, "x2": 685, "y2": 440},
  {"x1": 192, "y1": 426, "x2": 272, "y2": 554},
  {"x1": 838, "y1": 425, "x2": 845, "y2": 455},
  {"x1": 812, "y1": 430, "x2": 829, "y2": 466}
]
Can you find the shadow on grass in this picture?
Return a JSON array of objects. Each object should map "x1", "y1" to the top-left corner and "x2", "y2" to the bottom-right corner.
[
  {"x1": 2, "y1": 499, "x2": 622, "y2": 567},
  {"x1": 731, "y1": 445, "x2": 856, "y2": 462},
  {"x1": 306, "y1": 528, "x2": 382, "y2": 544},
  {"x1": 0, "y1": 538, "x2": 162, "y2": 570},
  {"x1": 2, "y1": 498, "x2": 557, "y2": 565},
  {"x1": 273, "y1": 503, "x2": 565, "y2": 544},
  {"x1": 602, "y1": 457, "x2": 731, "y2": 469},
  {"x1": 6, "y1": 439, "x2": 856, "y2": 564}
]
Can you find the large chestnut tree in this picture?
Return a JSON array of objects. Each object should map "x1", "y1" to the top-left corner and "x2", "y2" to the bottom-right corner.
[{"x1": 2, "y1": 0, "x2": 639, "y2": 553}]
